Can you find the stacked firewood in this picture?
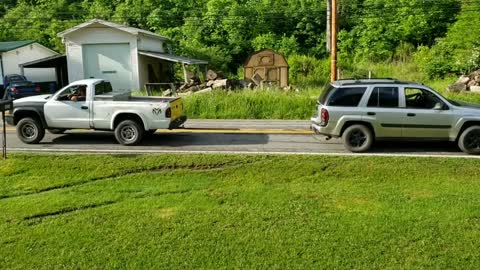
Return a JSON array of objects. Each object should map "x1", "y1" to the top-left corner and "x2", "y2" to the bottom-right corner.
[{"x1": 174, "y1": 70, "x2": 255, "y2": 96}]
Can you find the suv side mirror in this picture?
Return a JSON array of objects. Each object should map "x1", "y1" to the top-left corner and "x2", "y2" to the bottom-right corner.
[{"x1": 433, "y1": 102, "x2": 444, "y2": 110}]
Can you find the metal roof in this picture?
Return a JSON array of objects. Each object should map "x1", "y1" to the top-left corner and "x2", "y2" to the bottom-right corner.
[
  {"x1": 20, "y1": 54, "x2": 66, "y2": 68},
  {"x1": 139, "y1": 51, "x2": 208, "y2": 65},
  {"x1": 0, "y1": 40, "x2": 35, "y2": 53},
  {"x1": 57, "y1": 19, "x2": 169, "y2": 41}
]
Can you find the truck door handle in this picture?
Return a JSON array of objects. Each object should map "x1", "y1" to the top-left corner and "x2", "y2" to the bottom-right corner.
[
  {"x1": 407, "y1": 113, "x2": 416, "y2": 117},
  {"x1": 367, "y1": 112, "x2": 376, "y2": 116},
  {"x1": 81, "y1": 105, "x2": 88, "y2": 110}
]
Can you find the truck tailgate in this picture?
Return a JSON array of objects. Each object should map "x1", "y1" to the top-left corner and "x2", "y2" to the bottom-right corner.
[{"x1": 170, "y1": 98, "x2": 183, "y2": 120}]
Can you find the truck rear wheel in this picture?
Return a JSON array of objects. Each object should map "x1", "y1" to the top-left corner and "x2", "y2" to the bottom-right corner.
[
  {"x1": 17, "y1": 117, "x2": 45, "y2": 144},
  {"x1": 114, "y1": 120, "x2": 144, "y2": 146},
  {"x1": 458, "y1": 126, "x2": 480, "y2": 155}
]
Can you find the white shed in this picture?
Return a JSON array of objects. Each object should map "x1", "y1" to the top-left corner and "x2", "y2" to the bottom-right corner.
[
  {"x1": 58, "y1": 19, "x2": 207, "y2": 92},
  {"x1": 0, "y1": 40, "x2": 58, "y2": 86}
]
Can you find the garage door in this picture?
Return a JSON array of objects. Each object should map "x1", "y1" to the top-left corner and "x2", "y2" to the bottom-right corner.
[{"x1": 83, "y1": 43, "x2": 132, "y2": 91}]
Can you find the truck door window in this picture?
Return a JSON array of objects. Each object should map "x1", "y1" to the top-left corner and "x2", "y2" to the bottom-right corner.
[
  {"x1": 56, "y1": 85, "x2": 87, "y2": 101},
  {"x1": 367, "y1": 87, "x2": 399, "y2": 108}
]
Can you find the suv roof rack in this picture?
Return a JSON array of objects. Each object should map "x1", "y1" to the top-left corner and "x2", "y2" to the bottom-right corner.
[{"x1": 333, "y1": 78, "x2": 423, "y2": 86}]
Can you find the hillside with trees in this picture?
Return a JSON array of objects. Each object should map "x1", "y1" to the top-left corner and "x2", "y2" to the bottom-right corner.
[{"x1": 0, "y1": 0, "x2": 478, "y2": 84}]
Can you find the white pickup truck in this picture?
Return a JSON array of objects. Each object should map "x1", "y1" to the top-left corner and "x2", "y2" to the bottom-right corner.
[{"x1": 6, "y1": 79, "x2": 186, "y2": 145}]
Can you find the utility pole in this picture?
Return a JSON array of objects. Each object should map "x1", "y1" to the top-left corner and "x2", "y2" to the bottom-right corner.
[
  {"x1": 330, "y1": 0, "x2": 338, "y2": 82},
  {"x1": 326, "y1": 0, "x2": 331, "y2": 52}
]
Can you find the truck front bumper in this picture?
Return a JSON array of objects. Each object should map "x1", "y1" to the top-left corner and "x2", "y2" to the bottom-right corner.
[
  {"x1": 5, "y1": 115, "x2": 14, "y2": 126},
  {"x1": 169, "y1": 115, "x2": 187, "y2": 129}
]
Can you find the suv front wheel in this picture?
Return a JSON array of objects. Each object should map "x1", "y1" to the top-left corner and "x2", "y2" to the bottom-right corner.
[
  {"x1": 458, "y1": 126, "x2": 480, "y2": 155},
  {"x1": 342, "y1": 124, "x2": 374, "y2": 153}
]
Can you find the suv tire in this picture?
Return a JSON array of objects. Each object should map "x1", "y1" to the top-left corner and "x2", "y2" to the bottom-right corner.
[
  {"x1": 114, "y1": 120, "x2": 144, "y2": 145},
  {"x1": 342, "y1": 124, "x2": 374, "y2": 153},
  {"x1": 458, "y1": 125, "x2": 480, "y2": 155},
  {"x1": 17, "y1": 117, "x2": 45, "y2": 144}
]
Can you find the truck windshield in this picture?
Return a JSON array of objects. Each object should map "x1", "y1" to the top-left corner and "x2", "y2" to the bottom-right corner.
[{"x1": 318, "y1": 84, "x2": 335, "y2": 104}]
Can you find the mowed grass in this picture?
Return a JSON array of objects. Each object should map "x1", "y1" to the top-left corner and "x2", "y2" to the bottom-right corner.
[{"x1": 1, "y1": 154, "x2": 480, "y2": 269}]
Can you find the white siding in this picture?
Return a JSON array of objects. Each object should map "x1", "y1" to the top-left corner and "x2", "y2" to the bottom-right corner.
[
  {"x1": 137, "y1": 35, "x2": 164, "y2": 53},
  {"x1": 1, "y1": 43, "x2": 57, "y2": 82},
  {"x1": 64, "y1": 23, "x2": 140, "y2": 89}
]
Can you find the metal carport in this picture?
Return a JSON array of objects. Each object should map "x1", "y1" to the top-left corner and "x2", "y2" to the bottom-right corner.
[
  {"x1": 138, "y1": 51, "x2": 208, "y2": 83},
  {"x1": 20, "y1": 54, "x2": 68, "y2": 89}
]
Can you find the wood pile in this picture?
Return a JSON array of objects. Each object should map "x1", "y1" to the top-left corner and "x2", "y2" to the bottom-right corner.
[
  {"x1": 174, "y1": 70, "x2": 255, "y2": 96},
  {"x1": 448, "y1": 70, "x2": 480, "y2": 93},
  {"x1": 161, "y1": 69, "x2": 293, "y2": 97}
]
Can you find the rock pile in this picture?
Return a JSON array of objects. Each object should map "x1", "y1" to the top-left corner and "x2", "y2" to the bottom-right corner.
[{"x1": 448, "y1": 70, "x2": 480, "y2": 93}]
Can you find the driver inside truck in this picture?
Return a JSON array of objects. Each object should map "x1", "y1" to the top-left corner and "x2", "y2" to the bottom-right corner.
[{"x1": 70, "y1": 85, "x2": 86, "y2": 102}]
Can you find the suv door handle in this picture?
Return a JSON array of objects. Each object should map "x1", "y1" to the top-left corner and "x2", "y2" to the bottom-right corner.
[
  {"x1": 407, "y1": 113, "x2": 416, "y2": 117},
  {"x1": 367, "y1": 112, "x2": 376, "y2": 116},
  {"x1": 81, "y1": 105, "x2": 88, "y2": 110}
]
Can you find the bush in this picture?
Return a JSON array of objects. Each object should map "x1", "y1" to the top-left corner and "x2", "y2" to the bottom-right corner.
[
  {"x1": 414, "y1": 45, "x2": 456, "y2": 79},
  {"x1": 287, "y1": 55, "x2": 330, "y2": 86}
]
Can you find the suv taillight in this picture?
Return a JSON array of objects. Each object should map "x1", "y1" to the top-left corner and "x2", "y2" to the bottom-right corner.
[
  {"x1": 320, "y1": 108, "x2": 329, "y2": 126},
  {"x1": 35, "y1": 85, "x2": 41, "y2": 92}
]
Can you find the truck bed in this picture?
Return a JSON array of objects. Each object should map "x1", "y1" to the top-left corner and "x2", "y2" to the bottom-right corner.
[{"x1": 94, "y1": 92, "x2": 179, "y2": 103}]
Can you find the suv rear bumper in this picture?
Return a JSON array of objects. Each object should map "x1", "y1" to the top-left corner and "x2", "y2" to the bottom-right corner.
[{"x1": 311, "y1": 123, "x2": 335, "y2": 137}]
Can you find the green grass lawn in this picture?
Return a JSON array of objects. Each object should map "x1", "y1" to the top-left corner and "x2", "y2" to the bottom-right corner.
[{"x1": 1, "y1": 154, "x2": 480, "y2": 269}]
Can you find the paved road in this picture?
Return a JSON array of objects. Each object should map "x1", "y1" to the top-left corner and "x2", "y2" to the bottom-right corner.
[{"x1": 2, "y1": 119, "x2": 475, "y2": 158}]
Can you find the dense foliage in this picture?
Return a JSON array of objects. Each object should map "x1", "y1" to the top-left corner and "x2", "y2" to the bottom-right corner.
[{"x1": 0, "y1": 0, "x2": 478, "y2": 82}]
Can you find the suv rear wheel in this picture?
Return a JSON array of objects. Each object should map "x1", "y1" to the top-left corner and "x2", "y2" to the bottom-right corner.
[
  {"x1": 17, "y1": 117, "x2": 45, "y2": 144},
  {"x1": 342, "y1": 124, "x2": 374, "y2": 153},
  {"x1": 114, "y1": 120, "x2": 144, "y2": 145},
  {"x1": 458, "y1": 126, "x2": 480, "y2": 155}
]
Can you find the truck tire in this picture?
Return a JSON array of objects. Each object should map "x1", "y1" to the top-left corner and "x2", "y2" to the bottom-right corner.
[
  {"x1": 458, "y1": 126, "x2": 480, "y2": 155},
  {"x1": 48, "y1": 129, "x2": 67, "y2": 134},
  {"x1": 114, "y1": 120, "x2": 144, "y2": 146},
  {"x1": 342, "y1": 124, "x2": 374, "y2": 153},
  {"x1": 17, "y1": 117, "x2": 45, "y2": 144}
]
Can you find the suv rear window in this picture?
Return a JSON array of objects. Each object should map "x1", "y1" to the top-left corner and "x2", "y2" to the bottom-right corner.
[
  {"x1": 327, "y1": 87, "x2": 367, "y2": 107},
  {"x1": 318, "y1": 84, "x2": 335, "y2": 104}
]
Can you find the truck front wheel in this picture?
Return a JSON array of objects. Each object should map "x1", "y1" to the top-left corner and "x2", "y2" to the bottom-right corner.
[
  {"x1": 114, "y1": 120, "x2": 144, "y2": 145},
  {"x1": 17, "y1": 117, "x2": 45, "y2": 144}
]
